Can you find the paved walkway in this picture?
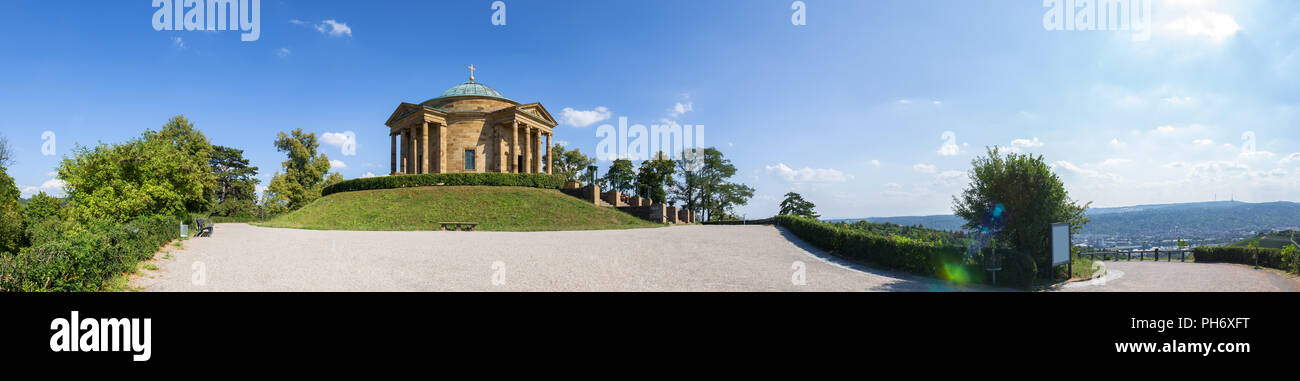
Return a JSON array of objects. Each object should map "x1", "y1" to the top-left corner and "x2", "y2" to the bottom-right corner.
[
  {"x1": 1055, "y1": 261, "x2": 1299, "y2": 292},
  {"x1": 136, "y1": 224, "x2": 980, "y2": 292},
  {"x1": 132, "y1": 224, "x2": 1297, "y2": 292}
]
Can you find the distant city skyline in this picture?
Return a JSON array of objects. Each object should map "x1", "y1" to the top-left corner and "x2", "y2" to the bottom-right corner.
[{"x1": 1, "y1": 0, "x2": 1297, "y2": 219}]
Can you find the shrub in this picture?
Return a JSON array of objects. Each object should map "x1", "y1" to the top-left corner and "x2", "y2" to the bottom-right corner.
[
  {"x1": 774, "y1": 215, "x2": 1038, "y2": 289},
  {"x1": 1194, "y1": 246, "x2": 1299, "y2": 274},
  {"x1": 321, "y1": 173, "x2": 566, "y2": 197},
  {"x1": 0, "y1": 215, "x2": 178, "y2": 292}
]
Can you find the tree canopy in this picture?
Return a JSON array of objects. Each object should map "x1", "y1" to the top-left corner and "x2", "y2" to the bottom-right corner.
[
  {"x1": 633, "y1": 152, "x2": 675, "y2": 204},
  {"x1": 551, "y1": 144, "x2": 596, "y2": 183},
  {"x1": 670, "y1": 148, "x2": 754, "y2": 221},
  {"x1": 59, "y1": 116, "x2": 215, "y2": 222},
  {"x1": 0, "y1": 165, "x2": 24, "y2": 254},
  {"x1": 779, "y1": 192, "x2": 818, "y2": 219},
  {"x1": 265, "y1": 128, "x2": 342, "y2": 213},
  {"x1": 210, "y1": 145, "x2": 260, "y2": 216},
  {"x1": 951, "y1": 147, "x2": 1090, "y2": 269},
  {"x1": 601, "y1": 159, "x2": 636, "y2": 194}
]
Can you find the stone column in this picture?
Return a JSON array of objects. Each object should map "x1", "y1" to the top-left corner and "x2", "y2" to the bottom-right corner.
[
  {"x1": 545, "y1": 132, "x2": 552, "y2": 174},
  {"x1": 390, "y1": 133, "x2": 397, "y2": 175},
  {"x1": 437, "y1": 123, "x2": 447, "y2": 173},
  {"x1": 399, "y1": 130, "x2": 408, "y2": 174},
  {"x1": 420, "y1": 122, "x2": 430, "y2": 174},
  {"x1": 404, "y1": 127, "x2": 412, "y2": 174},
  {"x1": 511, "y1": 121, "x2": 519, "y2": 173},
  {"x1": 524, "y1": 125, "x2": 533, "y2": 174},
  {"x1": 534, "y1": 129, "x2": 543, "y2": 174}
]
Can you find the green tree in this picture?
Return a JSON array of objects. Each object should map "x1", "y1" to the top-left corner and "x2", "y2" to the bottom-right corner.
[
  {"x1": 0, "y1": 165, "x2": 24, "y2": 254},
  {"x1": 633, "y1": 152, "x2": 675, "y2": 204},
  {"x1": 59, "y1": 117, "x2": 214, "y2": 222},
  {"x1": 22, "y1": 192, "x2": 64, "y2": 226},
  {"x1": 670, "y1": 148, "x2": 754, "y2": 221},
  {"x1": 952, "y1": 147, "x2": 1090, "y2": 271},
  {"x1": 551, "y1": 144, "x2": 596, "y2": 183},
  {"x1": 210, "y1": 145, "x2": 260, "y2": 216},
  {"x1": 144, "y1": 115, "x2": 216, "y2": 212},
  {"x1": 778, "y1": 192, "x2": 819, "y2": 219},
  {"x1": 0, "y1": 134, "x2": 13, "y2": 168},
  {"x1": 265, "y1": 129, "x2": 339, "y2": 212},
  {"x1": 601, "y1": 159, "x2": 636, "y2": 194}
]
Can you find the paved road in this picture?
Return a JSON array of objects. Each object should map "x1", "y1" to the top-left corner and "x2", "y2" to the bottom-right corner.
[
  {"x1": 1056, "y1": 261, "x2": 1299, "y2": 292},
  {"x1": 137, "y1": 224, "x2": 980, "y2": 292}
]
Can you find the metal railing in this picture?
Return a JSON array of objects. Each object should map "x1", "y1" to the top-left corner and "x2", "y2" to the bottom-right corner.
[{"x1": 1078, "y1": 248, "x2": 1195, "y2": 262}]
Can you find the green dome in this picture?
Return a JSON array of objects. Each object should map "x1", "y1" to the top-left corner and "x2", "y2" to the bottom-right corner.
[{"x1": 436, "y1": 81, "x2": 506, "y2": 100}]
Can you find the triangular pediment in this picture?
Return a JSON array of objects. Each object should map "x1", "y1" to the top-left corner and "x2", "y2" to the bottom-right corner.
[
  {"x1": 517, "y1": 103, "x2": 557, "y2": 126},
  {"x1": 385, "y1": 103, "x2": 423, "y2": 126}
]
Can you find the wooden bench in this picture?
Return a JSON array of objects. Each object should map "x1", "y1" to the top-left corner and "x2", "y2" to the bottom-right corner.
[
  {"x1": 193, "y1": 218, "x2": 214, "y2": 237},
  {"x1": 438, "y1": 222, "x2": 479, "y2": 231}
]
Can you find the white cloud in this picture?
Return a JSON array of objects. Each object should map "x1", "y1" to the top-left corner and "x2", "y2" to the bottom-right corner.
[
  {"x1": 319, "y1": 131, "x2": 356, "y2": 156},
  {"x1": 1054, "y1": 161, "x2": 1121, "y2": 181},
  {"x1": 361, "y1": 172, "x2": 377, "y2": 179},
  {"x1": 884, "y1": 182, "x2": 902, "y2": 189},
  {"x1": 1165, "y1": 11, "x2": 1241, "y2": 42},
  {"x1": 316, "y1": 20, "x2": 353, "y2": 37},
  {"x1": 896, "y1": 99, "x2": 912, "y2": 104},
  {"x1": 1162, "y1": 96, "x2": 1194, "y2": 104},
  {"x1": 912, "y1": 164, "x2": 937, "y2": 174},
  {"x1": 1110, "y1": 138, "x2": 1127, "y2": 148},
  {"x1": 1154, "y1": 125, "x2": 1178, "y2": 134},
  {"x1": 330, "y1": 160, "x2": 348, "y2": 169},
  {"x1": 669, "y1": 102, "x2": 693, "y2": 118},
  {"x1": 935, "y1": 170, "x2": 967, "y2": 187},
  {"x1": 1097, "y1": 158, "x2": 1132, "y2": 167},
  {"x1": 1279, "y1": 153, "x2": 1300, "y2": 165},
  {"x1": 171, "y1": 37, "x2": 185, "y2": 49},
  {"x1": 20, "y1": 175, "x2": 66, "y2": 198},
  {"x1": 765, "y1": 163, "x2": 853, "y2": 183},
  {"x1": 289, "y1": 19, "x2": 306, "y2": 25},
  {"x1": 1011, "y1": 137, "x2": 1044, "y2": 148},
  {"x1": 1239, "y1": 151, "x2": 1277, "y2": 160},
  {"x1": 1192, "y1": 139, "x2": 1214, "y2": 145},
  {"x1": 870, "y1": 160, "x2": 881, "y2": 168},
  {"x1": 560, "y1": 107, "x2": 611, "y2": 127},
  {"x1": 275, "y1": 47, "x2": 291, "y2": 58}
]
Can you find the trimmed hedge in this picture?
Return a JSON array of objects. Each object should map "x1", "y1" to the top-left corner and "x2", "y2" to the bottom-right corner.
[
  {"x1": 1194, "y1": 246, "x2": 1299, "y2": 274},
  {"x1": 0, "y1": 215, "x2": 178, "y2": 292},
  {"x1": 774, "y1": 215, "x2": 1037, "y2": 289},
  {"x1": 322, "y1": 173, "x2": 566, "y2": 197}
]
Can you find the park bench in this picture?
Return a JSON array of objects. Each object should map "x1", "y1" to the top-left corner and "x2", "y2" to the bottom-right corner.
[
  {"x1": 438, "y1": 222, "x2": 479, "y2": 231},
  {"x1": 193, "y1": 218, "x2": 214, "y2": 238}
]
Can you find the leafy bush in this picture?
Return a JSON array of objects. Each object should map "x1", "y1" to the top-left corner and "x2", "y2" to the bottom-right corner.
[
  {"x1": 1194, "y1": 246, "x2": 1299, "y2": 274},
  {"x1": 0, "y1": 215, "x2": 178, "y2": 292},
  {"x1": 321, "y1": 173, "x2": 566, "y2": 197},
  {"x1": 775, "y1": 215, "x2": 1039, "y2": 289}
]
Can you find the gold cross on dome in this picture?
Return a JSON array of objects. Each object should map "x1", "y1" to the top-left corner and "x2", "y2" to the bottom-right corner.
[{"x1": 468, "y1": 65, "x2": 476, "y2": 82}]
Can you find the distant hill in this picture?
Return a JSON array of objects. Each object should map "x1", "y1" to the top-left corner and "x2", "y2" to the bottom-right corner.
[
  {"x1": 839, "y1": 201, "x2": 1300, "y2": 248},
  {"x1": 1232, "y1": 230, "x2": 1299, "y2": 249}
]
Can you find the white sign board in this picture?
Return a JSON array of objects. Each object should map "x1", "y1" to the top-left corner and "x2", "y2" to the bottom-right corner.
[{"x1": 1051, "y1": 223, "x2": 1070, "y2": 266}]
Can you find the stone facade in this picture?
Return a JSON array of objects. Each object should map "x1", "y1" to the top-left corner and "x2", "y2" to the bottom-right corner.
[{"x1": 385, "y1": 77, "x2": 557, "y2": 175}]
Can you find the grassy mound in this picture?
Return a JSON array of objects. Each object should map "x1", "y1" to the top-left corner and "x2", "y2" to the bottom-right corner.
[{"x1": 256, "y1": 186, "x2": 660, "y2": 232}]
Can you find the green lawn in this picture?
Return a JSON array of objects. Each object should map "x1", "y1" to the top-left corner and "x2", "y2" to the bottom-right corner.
[{"x1": 256, "y1": 186, "x2": 662, "y2": 232}]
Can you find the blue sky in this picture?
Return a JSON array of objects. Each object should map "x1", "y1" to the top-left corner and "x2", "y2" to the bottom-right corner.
[{"x1": 1, "y1": 0, "x2": 1298, "y2": 219}]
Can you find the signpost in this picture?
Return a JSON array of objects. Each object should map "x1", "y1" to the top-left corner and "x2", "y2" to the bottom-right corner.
[{"x1": 1051, "y1": 222, "x2": 1071, "y2": 280}]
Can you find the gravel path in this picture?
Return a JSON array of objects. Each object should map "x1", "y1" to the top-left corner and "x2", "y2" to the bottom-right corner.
[
  {"x1": 1055, "y1": 261, "x2": 1300, "y2": 292},
  {"x1": 136, "y1": 224, "x2": 979, "y2": 292}
]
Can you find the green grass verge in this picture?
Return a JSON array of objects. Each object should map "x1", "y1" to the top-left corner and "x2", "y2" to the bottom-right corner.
[{"x1": 256, "y1": 186, "x2": 662, "y2": 232}]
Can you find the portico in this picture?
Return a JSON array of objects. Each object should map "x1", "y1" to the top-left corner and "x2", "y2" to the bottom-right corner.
[{"x1": 385, "y1": 67, "x2": 557, "y2": 175}]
